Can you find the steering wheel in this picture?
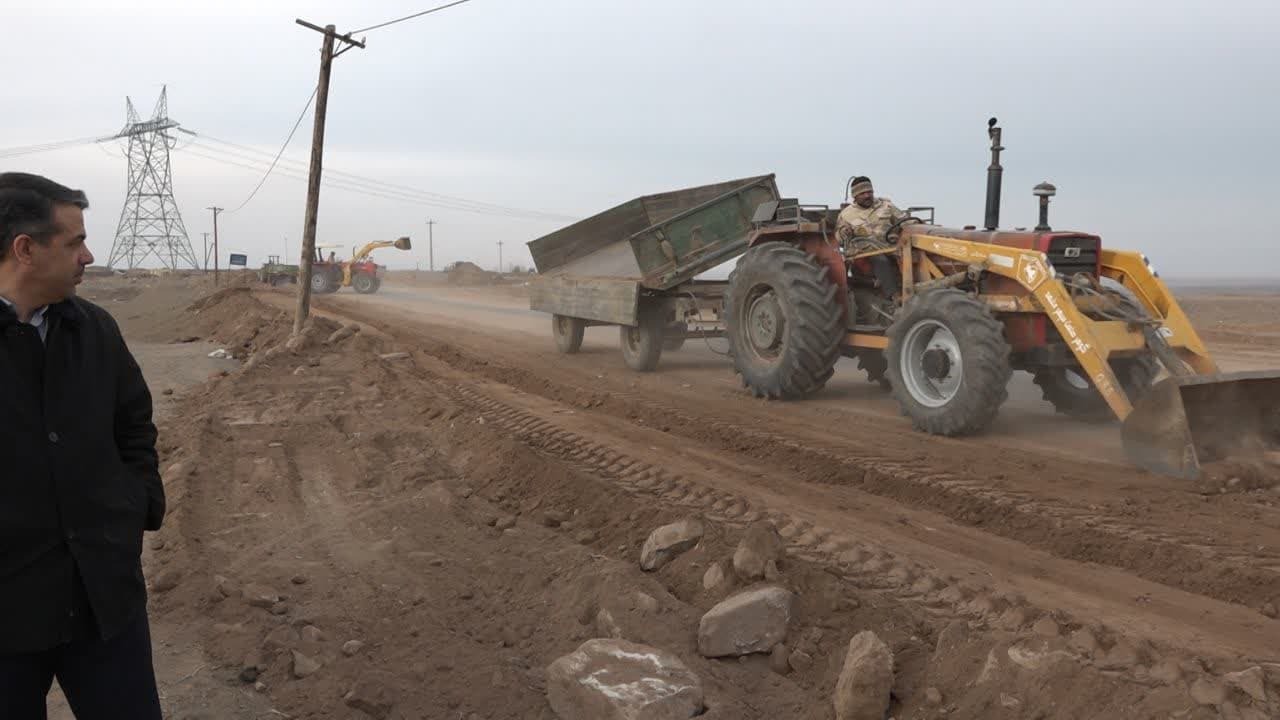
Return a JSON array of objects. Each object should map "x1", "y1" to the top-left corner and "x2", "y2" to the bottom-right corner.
[{"x1": 883, "y1": 216, "x2": 923, "y2": 245}]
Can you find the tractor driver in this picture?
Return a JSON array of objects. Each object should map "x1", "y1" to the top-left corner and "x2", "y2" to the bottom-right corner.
[{"x1": 836, "y1": 176, "x2": 905, "y2": 297}]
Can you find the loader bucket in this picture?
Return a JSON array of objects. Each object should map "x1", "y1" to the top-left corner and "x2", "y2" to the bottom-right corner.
[
  {"x1": 1121, "y1": 371, "x2": 1280, "y2": 480},
  {"x1": 394, "y1": 236, "x2": 412, "y2": 250}
]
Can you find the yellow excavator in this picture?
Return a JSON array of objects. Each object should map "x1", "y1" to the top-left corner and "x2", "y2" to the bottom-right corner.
[{"x1": 310, "y1": 236, "x2": 412, "y2": 294}]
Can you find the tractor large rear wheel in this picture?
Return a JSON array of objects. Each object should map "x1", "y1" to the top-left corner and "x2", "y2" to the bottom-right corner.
[
  {"x1": 887, "y1": 289, "x2": 1012, "y2": 435},
  {"x1": 310, "y1": 271, "x2": 336, "y2": 294},
  {"x1": 725, "y1": 243, "x2": 843, "y2": 399}
]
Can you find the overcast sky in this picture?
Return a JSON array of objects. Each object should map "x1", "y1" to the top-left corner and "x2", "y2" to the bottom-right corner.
[{"x1": 3, "y1": 0, "x2": 1277, "y2": 278}]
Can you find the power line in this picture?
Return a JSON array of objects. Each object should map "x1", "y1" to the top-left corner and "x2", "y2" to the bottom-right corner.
[
  {"x1": 0, "y1": 135, "x2": 106, "y2": 160},
  {"x1": 219, "y1": 85, "x2": 319, "y2": 213},
  {"x1": 350, "y1": 0, "x2": 475, "y2": 34},
  {"x1": 176, "y1": 137, "x2": 577, "y2": 222},
  {"x1": 190, "y1": 133, "x2": 574, "y2": 220},
  {"x1": 173, "y1": 143, "x2": 577, "y2": 222}
]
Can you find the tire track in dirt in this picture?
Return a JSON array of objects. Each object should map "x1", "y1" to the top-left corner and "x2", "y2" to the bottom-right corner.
[
  {"x1": 397, "y1": 359, "x2": 1279, "y2": 709},
  {"x1": 313, "y1": 296, "x2": 1280, "y2": 613}
]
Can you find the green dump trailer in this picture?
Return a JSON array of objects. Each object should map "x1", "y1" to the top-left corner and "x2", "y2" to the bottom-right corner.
[{"x1": 526, "y1": 175, "x2": 779, "y2": 371}]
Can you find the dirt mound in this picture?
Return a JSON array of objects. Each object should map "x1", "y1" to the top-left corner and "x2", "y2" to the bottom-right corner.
[
  {"x1": 180, "y1": 286, "x2": 343, "y2": 360},
  {"x1": 447, "y1": 261, "x2": 498, "y2": 286}
]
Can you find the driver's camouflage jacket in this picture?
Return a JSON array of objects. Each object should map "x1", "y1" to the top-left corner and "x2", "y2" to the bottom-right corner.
[{"x1": 836, "y1": 197, "x2": 906, "y2": 253}]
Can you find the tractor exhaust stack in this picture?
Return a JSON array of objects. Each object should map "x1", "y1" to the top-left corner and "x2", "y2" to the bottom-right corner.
[{"x1": 984, "y1": 117, "x2": 1004, "y2": 231}]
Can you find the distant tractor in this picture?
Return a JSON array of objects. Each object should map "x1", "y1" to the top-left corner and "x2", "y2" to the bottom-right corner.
[
  {"x1": 258, "y1": 255, "x2": 299, "y2": 286},
  {"x1": 309, "y1": 236, "x2": 412, "y2": 294}
]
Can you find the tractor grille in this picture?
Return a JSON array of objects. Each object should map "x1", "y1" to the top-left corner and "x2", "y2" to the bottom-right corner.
[{"x1": 1046, "y1": 236, "x2": 1099, "y2": 278}]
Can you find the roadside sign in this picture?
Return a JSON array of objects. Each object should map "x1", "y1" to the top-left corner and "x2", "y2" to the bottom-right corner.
[{"x1": 229, "y1": 253, "x2": 248, "y2": 267}]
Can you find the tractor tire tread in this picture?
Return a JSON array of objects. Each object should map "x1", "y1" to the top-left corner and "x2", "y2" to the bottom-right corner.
[{"x1": 726, "y1": 243, "x2": 843, "y2": 400}]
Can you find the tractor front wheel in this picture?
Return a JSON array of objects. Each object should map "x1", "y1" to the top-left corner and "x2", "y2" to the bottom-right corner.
[
  {"x1": 1035, "y1": 288, "x2": 1161, "y2": 421},
  {"x1": 725, "y1": 242, "x2": 844, "y2": 399},
  {"x1": 1033, "y1": 356, "x2": 1160, "y2": 421},
  {"x1": 352, "y1": 273, "x2": 377, "y2": 294},
  {"x1": 887, "y1": 289, "x2": 1012, "y2": 435}
]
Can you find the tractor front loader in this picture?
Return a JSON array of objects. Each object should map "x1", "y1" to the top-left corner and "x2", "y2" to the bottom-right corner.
[{"x1": 726, "y1": 119, "x2": 1280, "y2": 480}]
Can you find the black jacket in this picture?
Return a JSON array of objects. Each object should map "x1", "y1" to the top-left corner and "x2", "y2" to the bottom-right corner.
[{"x1": 0, "y1": 296, "x2": 163, "y2": 654}]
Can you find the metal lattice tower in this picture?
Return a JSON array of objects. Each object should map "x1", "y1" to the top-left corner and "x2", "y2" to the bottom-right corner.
[{"x1": 106, "y1": 87, "x2": 199, "y2": 270}]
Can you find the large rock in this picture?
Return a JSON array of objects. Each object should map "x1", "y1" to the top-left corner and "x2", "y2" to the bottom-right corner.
[
  {"x1": 291, "y1": 650, "x2": 322, "y2": 679},
  {"x1": 733, "y1": 521, "x2": 783, "y2": 582},
  {"x1": 242, "y1": 583, "x2": 280, "y2": 609},
  {"x1": 833, "y1": 631, "x2": 894, "y2": 720},
  {"x1": 697, "y1": 586, "x2": 793, "y2": 658},
  {"x1": 1223, "y1": 666, "x2": 1268, "y2": 703},
  {"x1": 344, "y1": 676, "x2": 397, "y2": 720},
  {"x1": 639, "y1": 518, "x2": 704, "y2": 571},
  {"x1": 546, "y1": 639, "x2": 704, "y2": 720},
  {"x1": 702, "y1": 561, "x2": 728, "y2": 592}
]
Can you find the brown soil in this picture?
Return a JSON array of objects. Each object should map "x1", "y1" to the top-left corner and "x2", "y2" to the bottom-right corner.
[{"x1": 63, "y1": 274, "x2": 1280, "y2": 719}]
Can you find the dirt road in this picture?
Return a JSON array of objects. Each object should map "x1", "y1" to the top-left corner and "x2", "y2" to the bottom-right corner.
[
  {"x1": 312, "y1": 284, "x2": 1280, "y2": 651},
  {"x1": 85, "y1": 275, "x2": 1280, "y2": 719}
]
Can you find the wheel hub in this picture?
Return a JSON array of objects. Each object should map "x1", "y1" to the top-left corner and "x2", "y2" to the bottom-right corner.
[
  {"x1": 747, "y1": 291, "x2": 783, "y2": 352},
  {"x1": 899, "y1": 319, "x2": 964, "y2": 408},
  {"x1": 921, "y1": 348, "x2": 952, "y2": 380}
]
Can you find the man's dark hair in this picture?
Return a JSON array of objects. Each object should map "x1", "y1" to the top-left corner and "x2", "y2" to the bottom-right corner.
[
  {"x1": 0, "y1": 172, "x2": 89, "y2": 261},
  {"x1": 851, "y1": 175, "x2": 871, "y2": 186}
]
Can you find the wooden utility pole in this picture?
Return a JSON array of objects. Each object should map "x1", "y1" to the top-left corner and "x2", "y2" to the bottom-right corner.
[
  {"x1": 202, "y1": 232, "x2": 210, "y2": 271},
  {"x1": 426, "y1": 219, "x2": 435, "y2": 272},
  {"x1": 207, "y1": 207, "x2": 223, "y2": 285},
  {"x1": 292, "y1": 19, "x2": 365, "y2": 335}
]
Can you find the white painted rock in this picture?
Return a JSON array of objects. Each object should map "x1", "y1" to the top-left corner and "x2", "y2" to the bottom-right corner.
[
  {"x1": 833, "y1": 631, "x2": 894, "y2": 720},
  {"x1": 697, "y1": 586, "x2": 793, "y2": 658},
  {"x1": 639, "y1": 518, "x2": 704, "y2": 571},
  {"x1": 546, "y1": 639, "x2": 704, "y2": 720}
]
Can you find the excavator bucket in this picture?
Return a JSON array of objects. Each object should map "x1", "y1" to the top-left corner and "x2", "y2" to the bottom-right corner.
[
  {"x1": 393, "y1": 236, "x2": 412, "y2": 251},
  {"x1": 1121, "y1": 370, "x2": 1280, "y2": 480}
]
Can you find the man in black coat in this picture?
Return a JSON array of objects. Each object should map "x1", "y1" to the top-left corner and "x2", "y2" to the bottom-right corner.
[{"x1": 0, "y1": 172, "x2": 164, "y2": 719}]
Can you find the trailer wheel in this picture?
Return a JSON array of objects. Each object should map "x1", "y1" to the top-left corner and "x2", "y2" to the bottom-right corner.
[
  {"x1": 663, "y1": 322, "x2": 688, "y2": 352},
  {"x1": 552, "y1": 314, "x2": 585, "y2": 354},
  {"x1": 887, "y1": 288, "x2": 1012, "y2": 435},
  {"x1": 725, "y1": 242, "x2": 843, "y2": 399},
  {"x1": 619, "y1": 304, "x2": 665, "y2": 371},
  {"x1": 352, "y1": 273, "x2": 377, "y2": 294}
]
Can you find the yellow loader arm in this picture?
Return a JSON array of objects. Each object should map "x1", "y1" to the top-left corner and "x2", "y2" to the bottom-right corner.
[
  {"x1": 910, "y1": 234, "x2": 1280, "y2": 480},
  {"x1": 342, "y1": 236, "x2": 412, "y2": 286},
  {"x1": 352, "y1": 236, "x2": 412, "y2": 263}
]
